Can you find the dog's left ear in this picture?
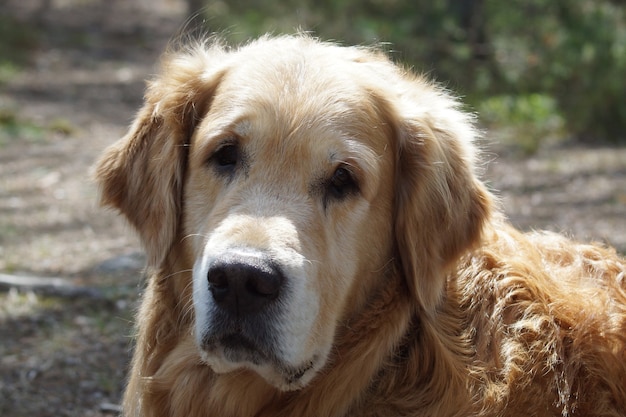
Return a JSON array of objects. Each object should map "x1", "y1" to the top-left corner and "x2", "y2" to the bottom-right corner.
[
  {"x1": 389, "y1": 79, "x2": 493, "y2": 314},
  {"x1": 95, "y1": 46, "x2": 225, "y2": 267}
]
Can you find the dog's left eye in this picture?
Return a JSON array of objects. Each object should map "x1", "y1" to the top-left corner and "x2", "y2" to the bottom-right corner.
[
  {"x1": 327, "y1": 166, "x2": 358, "y2": 200},
  {"x1": 210, "y1": 143, "x2": 240, "y2": 175}
]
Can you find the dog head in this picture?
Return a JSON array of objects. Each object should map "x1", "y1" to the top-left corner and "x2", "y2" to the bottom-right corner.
[{"x1": 95, "y1": 35, "x2": 491, "y2": 391}]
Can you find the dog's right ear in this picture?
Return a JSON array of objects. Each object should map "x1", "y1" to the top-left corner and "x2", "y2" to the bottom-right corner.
[{"x1": 95, "y1": 45, "x2": 226, "y2": 267}]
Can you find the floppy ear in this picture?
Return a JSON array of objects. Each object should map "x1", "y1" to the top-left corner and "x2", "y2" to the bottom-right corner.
[
  {"x1": 392, "y1": 79, "x2": 492, "y2": 314},
  {"x1": 95, "y1": 46, "x2": 225, "y2": 267}
]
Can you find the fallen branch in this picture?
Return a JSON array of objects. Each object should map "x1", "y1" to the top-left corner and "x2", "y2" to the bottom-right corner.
[
  {"x1": 0, "y1": 273, "x2": 104, "y2": 299},
  {"x1": 100, "y1": 402, "x2": 123, "y2": 414}
]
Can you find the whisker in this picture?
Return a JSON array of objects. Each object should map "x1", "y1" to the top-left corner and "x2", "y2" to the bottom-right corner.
[
  {"x1": 162, "y1": 268, "x2": 194, "y2": 281},
  {"x1": 181, "y1": 233, "x2": 209, "y2": 243}
]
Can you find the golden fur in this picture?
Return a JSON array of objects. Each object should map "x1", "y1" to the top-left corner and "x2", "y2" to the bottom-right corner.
[{"x1": 95, "y1": 35, "x2": 626, "y2": 417}]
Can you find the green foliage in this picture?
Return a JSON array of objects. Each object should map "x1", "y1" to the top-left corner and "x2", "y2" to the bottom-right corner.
[
  {"x1": 48, "y1": 118, "x2": 78, "y2": 136},
  {"x1": 0, "y1": 16, "x2": 40, "y2": 84},
  {"x1": 479, "y1": 94, "x2": 564, "y2": 155},
  {"x1": 0, "y1": 108, "x2": 45, "y2": 146},
  {"x1": 0, "y1": 62, "x2": 19, "y2": 86},
  {"x1": 485, "y1": 0, "x2": 626, "y2": 143},
  {"x1": 0, "y1": 108, "x2": 75, "y2": 147},
  {"x1": 197, "y1": 0, "x2": 626, "y2": 146}
]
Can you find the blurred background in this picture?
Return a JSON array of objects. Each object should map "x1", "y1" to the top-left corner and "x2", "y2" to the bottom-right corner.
[{"x1": 1, "y1": 0, "x2": 624, "y2": 415}]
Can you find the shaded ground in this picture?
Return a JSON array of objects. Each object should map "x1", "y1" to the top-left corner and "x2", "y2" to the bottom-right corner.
[
  {"x1": 1, "y1": 1, "x2": 184, "y2": 415},
  {"x1": 0, "y1": 1, "x2": 624, "y2": 416}
]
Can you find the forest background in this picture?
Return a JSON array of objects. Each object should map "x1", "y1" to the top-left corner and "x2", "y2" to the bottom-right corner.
[{"x1": 188, "y1": 0, "x2": 626, "y2": 152}]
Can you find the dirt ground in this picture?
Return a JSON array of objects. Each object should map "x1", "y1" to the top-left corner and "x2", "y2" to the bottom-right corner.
[{"x1": 0, "y1": 1, "x2": 624, "y2": 416}]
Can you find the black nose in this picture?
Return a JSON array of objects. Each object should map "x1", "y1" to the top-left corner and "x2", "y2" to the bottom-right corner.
[{"x1": 207, "y1": 253, "x2": 283, "y2": 315}]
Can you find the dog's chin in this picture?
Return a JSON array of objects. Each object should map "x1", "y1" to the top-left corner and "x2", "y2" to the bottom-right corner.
[{"x1": 198, "y1": 340, "x2": 322, "y2": 391}]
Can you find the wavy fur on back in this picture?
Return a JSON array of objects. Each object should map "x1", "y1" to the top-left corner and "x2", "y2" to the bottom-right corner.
[{"x1": 95, "y1": 34, "x2": 626, "y2": 417}]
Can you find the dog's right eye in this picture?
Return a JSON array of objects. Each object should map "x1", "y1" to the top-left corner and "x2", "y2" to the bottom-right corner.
[
  {"x1": 326, "y1": 166, "x2": 359, "y2": 201},
  {"x1": 210, "y1": 143, "x2": 239, "y2": 175}
]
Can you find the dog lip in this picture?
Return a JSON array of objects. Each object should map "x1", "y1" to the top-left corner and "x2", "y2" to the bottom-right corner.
[
  {"x1": 281, "y1": 357, "x2": 317, "y2": 385},
  {"x1": 201, "y1": 333, "x2": 320, "y2": 388},
  {"x1": 221, "y1": 333, "x2": 262, "y2": 354},
  {"x1": 215, "y1": 333, "x2": 272, "y2": 365}
]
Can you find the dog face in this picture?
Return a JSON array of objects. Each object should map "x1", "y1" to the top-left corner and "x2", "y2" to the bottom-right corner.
[
  {"x1": 96, "y1": 35, "x2": 490, "y2": 391},
  {"x1": 185, "y1": 56, "x2": 397, "y2": 389}
]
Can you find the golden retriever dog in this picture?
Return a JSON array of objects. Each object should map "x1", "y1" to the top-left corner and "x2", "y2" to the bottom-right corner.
[{"x1": 95, "y1": 34, "x2": 626, "y2": 417}]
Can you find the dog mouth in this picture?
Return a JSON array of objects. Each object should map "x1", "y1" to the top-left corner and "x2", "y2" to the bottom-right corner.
[
  {"x1": 220, "y1": 333, "x2": 270, "y2": 365},
  {"x1": 280, "y1": 359, "x2": 316, "y2": 385},
  {"x1": 193, "y1": 247, "x2": 324, "y2": 390},
  {"x1": 200, "y1": 333, "x2": 318, "y2": 389}
]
